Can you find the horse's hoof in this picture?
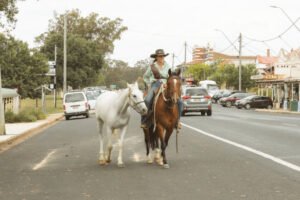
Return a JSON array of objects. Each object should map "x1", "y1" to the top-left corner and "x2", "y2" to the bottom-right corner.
[
  {"x1": 98, "y1": 160, "x2": 107, "y2": 165},
  {"x1": 106, "y1": 159, "x2": 111, "y2": 163},
  {"x1": 163, "y1": 164, "x2": 170, "y2": 169},
  {"x1": 117, "y1": 163, "x2": 125, "y2": 168},
  {"x1": 147, "y1": 159, "x2": 153, "y2": 164}
]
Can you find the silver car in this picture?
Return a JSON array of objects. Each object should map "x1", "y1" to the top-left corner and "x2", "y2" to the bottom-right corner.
[{"x1": 181, "y1": 86, "x2": 212, "y2": 116}]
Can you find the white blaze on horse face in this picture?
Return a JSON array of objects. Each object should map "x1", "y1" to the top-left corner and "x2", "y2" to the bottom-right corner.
[{"x1": 173, "y1": 79, "x2": 178, "y2": 103}]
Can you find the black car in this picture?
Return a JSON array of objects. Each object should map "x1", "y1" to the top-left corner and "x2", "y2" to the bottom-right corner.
[{"x1": 235, "y1": 95, "x2": 273, "y2": 109}]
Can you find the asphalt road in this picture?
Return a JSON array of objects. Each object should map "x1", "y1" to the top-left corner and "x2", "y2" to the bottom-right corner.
[{"x1": 0, "y1": 105, "x2": 299, "y2": 200}]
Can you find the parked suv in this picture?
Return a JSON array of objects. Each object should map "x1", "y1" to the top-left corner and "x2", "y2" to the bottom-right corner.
[
  {"x1": 219, "y1": 93, "x2": 251, "y2": 107},
  {"x1": 235, "y1": 95, "x2": 273, "y2": 109},
  {"x1": 63, "y1": 91, "x2": 89, "y2": 120},
  {"x1": 181, "y1": 87, "x2": 212, "y2": 116}
]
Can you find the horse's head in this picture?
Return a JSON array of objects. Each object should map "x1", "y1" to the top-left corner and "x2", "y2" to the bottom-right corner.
[
  {"x1": 127, "y1": 82, "x2": 148, "y2": 115},
  {"x1": 166, "y1": 68, "x2": 182, "y2": 104}
]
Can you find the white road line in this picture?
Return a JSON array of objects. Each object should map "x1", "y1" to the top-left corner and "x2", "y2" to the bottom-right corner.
[
  {"x1": 32, "y1": 149, "x2": 57, "y2": 171},
  {"x1": 182, "y1": 123, "x2": 300, "y2": 172}
]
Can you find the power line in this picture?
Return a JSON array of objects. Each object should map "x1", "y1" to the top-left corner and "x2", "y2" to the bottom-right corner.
[{"x1": 244, "y1": 16, "x2": 300, "y2": 42}]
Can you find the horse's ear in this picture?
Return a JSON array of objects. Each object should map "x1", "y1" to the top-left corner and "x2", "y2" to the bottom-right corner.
[
  {"x1": 134, "y1": 82, "x2": 139, "y2": 88},
  {"x1": 168, "y1": 69, "x2": 172, "y2": 76}
]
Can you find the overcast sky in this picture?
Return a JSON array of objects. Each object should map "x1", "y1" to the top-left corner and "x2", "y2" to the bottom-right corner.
[{"x1": 12, "y1": 0, "x2": 300, "y2": 66}]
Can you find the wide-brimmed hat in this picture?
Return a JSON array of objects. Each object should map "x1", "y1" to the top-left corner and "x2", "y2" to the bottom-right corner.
[{"x1": 150, "y1": 49, "x2": 169, "y2": 58}]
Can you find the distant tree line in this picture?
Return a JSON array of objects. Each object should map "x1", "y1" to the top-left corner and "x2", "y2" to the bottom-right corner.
[{"x1": 184, "y1": 62, "x2": 257, "y2": 90}]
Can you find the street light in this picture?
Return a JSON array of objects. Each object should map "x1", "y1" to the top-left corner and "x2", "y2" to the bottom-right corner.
[
  {"x1": 215, "y1": 29, "x2": 242, "y2": 91},
  {"x1": 270, "y1": 5, "x2": 300, "y2": 32}
]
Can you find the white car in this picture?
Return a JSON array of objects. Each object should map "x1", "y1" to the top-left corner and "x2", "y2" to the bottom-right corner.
[
  {"x1": 63, "y1": 91, "x2": 89, "y2": 120},
  {"x1": 85, "y1": 92, "x2": 97, "y2": 110}
]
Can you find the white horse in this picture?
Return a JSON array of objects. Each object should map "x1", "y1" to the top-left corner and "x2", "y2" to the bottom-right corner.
[{"x1": 95, "y1": 82, "x2": 147, "y2": 167}]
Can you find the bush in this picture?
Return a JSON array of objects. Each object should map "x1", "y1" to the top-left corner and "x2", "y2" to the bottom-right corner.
[
  {"x1": 5, "y1": 111, "x2": 16, "y2": 123},
  {"x1": 4, "y1": 109, "x2": 47, "y2": 123}
]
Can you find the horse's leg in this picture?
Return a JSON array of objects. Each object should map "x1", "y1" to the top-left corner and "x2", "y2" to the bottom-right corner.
[
  {"x1": 117, "y1": 126, "x2": 127, "y2": 167},
  {"x1": 97, "y1": 120, "x2": 106, "y2": 165},
  {"x1": 157, "y1": 125, "x2": 169, "y2": 168},
  {"x1": 105, "y1": 127, "x2": 113, "y2": 163},
  {"x1": 164, "y1": 128, "x2": 173, "y2": 147},
  {"x1": 143, "y1": 128, "x2": 152, "y2": 164}
]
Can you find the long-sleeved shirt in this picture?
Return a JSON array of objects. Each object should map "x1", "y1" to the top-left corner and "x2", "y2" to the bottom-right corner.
[{"x1": 143, "y1": 62, "x2": 171, "y2": 85}]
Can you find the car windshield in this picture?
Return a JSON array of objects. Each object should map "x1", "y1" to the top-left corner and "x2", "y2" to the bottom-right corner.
[
  {"x1": 185, "y1": 88, "x2": 208, "y2": 96},
  {"x1": 244, "y1": 95, "x2": 258, "y2": 100},
  {"x1": 86, "y1": 93, "x2": 95, "y2": 100},
  {"x1": 208, "y1": 85, "x2": 218, "y2": 91},
  {"x1": 65, "y1": 93, "x2": 85, "y2": 103}
]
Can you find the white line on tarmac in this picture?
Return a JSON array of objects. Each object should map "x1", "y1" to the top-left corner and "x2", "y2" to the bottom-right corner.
[
  {"x1": 32, "y1": 149, "x2": 57, "y2": 171},
  {"x1": 182, "y1": 123, "x2": 300, "y2": 172}
]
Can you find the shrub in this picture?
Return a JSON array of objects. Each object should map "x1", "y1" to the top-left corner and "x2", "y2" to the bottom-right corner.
[
  {"x1": 4, "y1": 109, "x2": 47, "y2": 123},
  {"x1": 5, "y1": 111, "x2": 16, "y2": 123}
]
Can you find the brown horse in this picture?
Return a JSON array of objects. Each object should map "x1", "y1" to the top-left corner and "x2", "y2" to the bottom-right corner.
[{"x1": 143, "y1": 68, "x2": 181, "y2": 168}]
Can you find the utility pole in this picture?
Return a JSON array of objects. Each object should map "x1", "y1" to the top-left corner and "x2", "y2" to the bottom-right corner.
[
  {"x1": 0, "y1": 63, "x2": 6, "y2": 135},
  {"x1": 63, "y1": 14, "x2": 67, "y2": 94},
  {"x1": 183, "y1": 41, "x2": 187, "y2": 78},
  {"x1": 172, "y1": 53, "x2": 175, "y2": 68},
  {"x1": 54, "y1": 45, "x2": 57, "y2": 108},
  {"x1": 238, "y1": 33, "x2": 242, "y2": 91}
]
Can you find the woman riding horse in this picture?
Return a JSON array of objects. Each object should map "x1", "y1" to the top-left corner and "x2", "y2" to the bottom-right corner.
[{"x1": 141, "y1": 49, "x2": 182, "y2": 129}]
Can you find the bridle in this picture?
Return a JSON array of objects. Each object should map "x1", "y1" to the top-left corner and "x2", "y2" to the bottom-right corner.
[
  {"x1": 127, "y1": 89, "x2": 146, "y2": 114},
  {"x1": 162, "y1": 76, "x2": 181, "y2": 106}
]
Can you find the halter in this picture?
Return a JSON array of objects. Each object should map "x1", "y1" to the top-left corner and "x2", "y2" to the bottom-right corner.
[{"x1": 127, "y1": 89, "x2": 145, "y2": 114}]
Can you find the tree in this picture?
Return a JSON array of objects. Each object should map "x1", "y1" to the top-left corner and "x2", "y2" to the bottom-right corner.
[
  {"x1": 0, "y1": 0, "x2": 22, "y2": 29},
  {"x1": 36, "y1": 9, "x2": 127, "y2": 89},
  {"x1": 0, "y1": 33, "x2": 49, "y2": 98},
  {"x1": 184, "y1": 63, "x2": 213, "y2": 82}
]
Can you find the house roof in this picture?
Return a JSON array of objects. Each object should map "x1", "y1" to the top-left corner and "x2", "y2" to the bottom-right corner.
[
  {"x1": 257, "y1": 55, "x2": 278, "y2": 65},
  {"x1": 0, "y1": 88, "x2": 19, "y2": 98}
]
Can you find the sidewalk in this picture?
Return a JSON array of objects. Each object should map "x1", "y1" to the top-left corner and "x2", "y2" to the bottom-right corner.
[
  {"x1": 0, "y1": 113, "x2": 64, "y2": 147},
  {"x1": 255, "y1": 109, "x2": 300, "y2": 115}
]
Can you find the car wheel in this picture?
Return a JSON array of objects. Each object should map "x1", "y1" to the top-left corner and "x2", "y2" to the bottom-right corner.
[
  {"x1": 207, "y1": 110, "x2": 212, "y2": 116},
  {"x1": 236, "y1": 106, "x2": 241, "y2": 109},
  {"x1": 245, "y1": 104, "x2": 251, "y2": 110},
  {"x1": 200, "y1": 111, "x2": 206, "y2": 116},
  {"x1": 226, "y1": 101, "x2": 232, "y2": 107},
  {"x1": 86, "y1": 113, "x2": 89, "y2": 118},
  {"x1": 267, "y1": 105, "x2": 273, "y2": 109},
  {"x1": 65, "y1": 116, "x2": 70, "y2": 120}
]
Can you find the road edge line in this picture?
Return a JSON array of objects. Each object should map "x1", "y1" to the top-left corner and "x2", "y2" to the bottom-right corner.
[{"x1": 182, "y1": 123, "x2": 300, "y2": 172}]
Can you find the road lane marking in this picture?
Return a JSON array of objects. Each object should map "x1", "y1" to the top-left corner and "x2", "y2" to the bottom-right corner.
[
  {"x1": 182, "y1": 123, "x2": 300, "y2": 172},
  {"x1": 32, "y1": 149, "x2": 57, "y2": 171}
]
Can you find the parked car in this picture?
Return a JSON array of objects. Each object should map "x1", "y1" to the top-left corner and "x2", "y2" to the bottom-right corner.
[
  {"x1": 235, "y1": 95, "x2": 273, "y2": 109},
  {"x1": 212, "y1": 90, "x2": 230, "y2": 103},
  {"x1": 181, "y1": 87, "x2": 212, "y2": 116},
  {"x1": 219, "y1": 93, "x2": 251, "y2": 107},
  {"x1": 63, "y1": 91, "x2": 89, "y2": 120},
  {"x1": 85, "y1": 92, "x2": 97, "y2": 110}
]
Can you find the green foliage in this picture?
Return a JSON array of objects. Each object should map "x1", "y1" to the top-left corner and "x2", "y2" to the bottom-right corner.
[
  {"x1": 36, "y1": 9, "x2": 127, "y2": 89},
  {"x1": 5, "y1": 109, "x2": 46, "y2": 123},
  {"x1": 101, "y1": 59, "x2": 146, "y2": 89},
  {"x1": 187, "y1": 63, "x2": 258, "y2": 90},
  {"x1": 0, "y1": 0, "x2": 19, "y2": 28},
  {"x1": 184, "y1": 63, "x2": 213, "y2": 82},
  {"x1": 0, "y1": 33, "x2": 49, "y2": 98}
]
